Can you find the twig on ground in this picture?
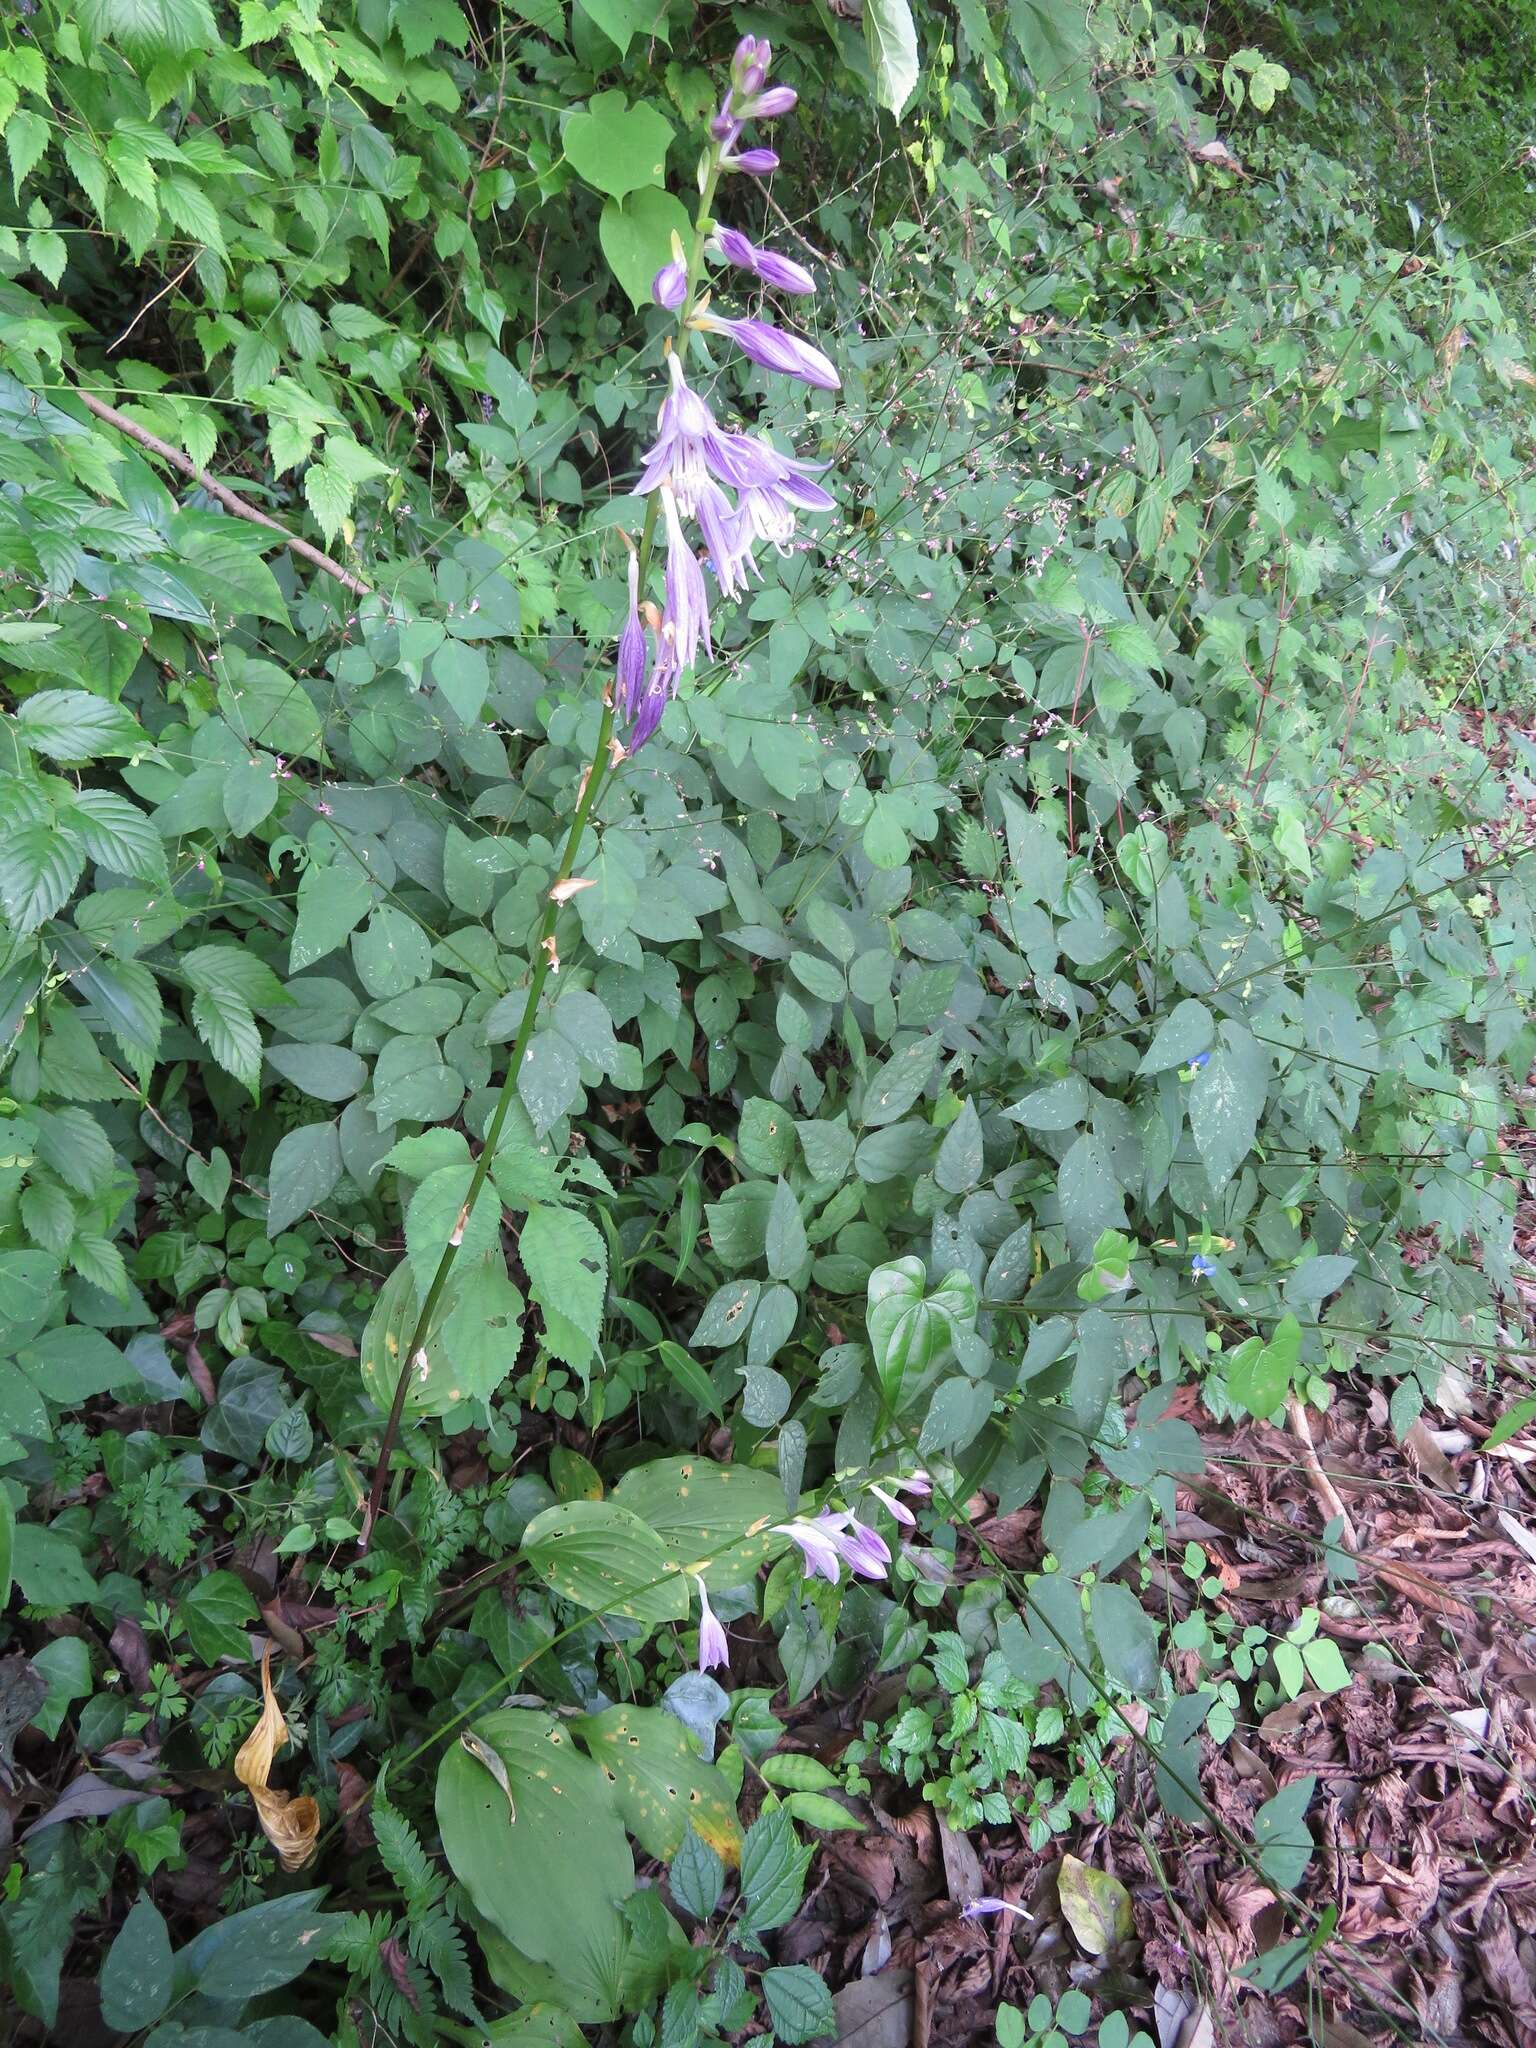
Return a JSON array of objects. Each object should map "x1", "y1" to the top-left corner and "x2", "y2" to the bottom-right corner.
[{"x1": 1287, "y1": 1393, "x2": 1360, "y2": 1551}]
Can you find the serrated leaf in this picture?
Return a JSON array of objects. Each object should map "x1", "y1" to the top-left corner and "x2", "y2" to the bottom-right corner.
[{"x1": 520, "y1": 1204, "x2": 606, "y2": 1382}]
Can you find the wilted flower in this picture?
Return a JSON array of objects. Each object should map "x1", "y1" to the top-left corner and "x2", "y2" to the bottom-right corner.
[
  {"x1": 693, "y1": 1575, "x2": 729, "y2": 1673},
  {"x1": 660, "y1": 484, "x2": 711, "y2": 670},
  {"x1": 700, "y1": 313, "x2": 841, "y2": 391},
  {"x1": 961, "y1": 1897, "x2": 1033, "y2": 1923},
  {"x1": 713, "y1": 226, "x2": 815, "y2": 296}
]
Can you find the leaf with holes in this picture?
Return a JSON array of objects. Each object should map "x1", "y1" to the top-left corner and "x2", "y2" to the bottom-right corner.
[
  {"x1": 521, "y1": 1499, "x2": 688, "y2": 1627},
  {"x1": 572, "y1": 1704, "x2": 741, "y2": 1865}
]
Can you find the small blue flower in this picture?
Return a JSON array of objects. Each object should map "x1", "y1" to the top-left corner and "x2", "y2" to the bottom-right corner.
[
  {"x1": 1191, "y1": 1254, "x2": 1217, "y2": 1278},
  {"x1": 1187, "y1": 1051, "x2": 1211, "y2": 1072}
]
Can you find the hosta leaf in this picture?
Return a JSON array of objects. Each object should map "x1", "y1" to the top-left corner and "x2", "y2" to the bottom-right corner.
[
  {"x1": 521, "y1": 1499, "x2": 688, "y2": 1626},
  {"x1": 571, "y1": 1704, "x2": 741, "y2": 1864},
  {"x1": 611, "y1": 1457, "x2": 789, "y2": 1588},
  {"x1": 437, "y1": 1711, "x2": 633, "y2": 2022}
]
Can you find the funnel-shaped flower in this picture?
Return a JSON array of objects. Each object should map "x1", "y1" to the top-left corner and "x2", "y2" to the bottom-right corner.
[
  {"x1": 702, "y1": 313, "x2": 840, "y2": 391},
  {"x1": 693, "y1": 1575, "x2": 729, "y2": 1673},
  {"x1": 714, "y1": 227, "x2": 815, "y2": 296}
]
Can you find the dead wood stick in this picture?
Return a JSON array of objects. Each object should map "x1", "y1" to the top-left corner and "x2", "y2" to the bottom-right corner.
[
  {"x1": 1287, "y1": 1393, "x2": 1359, "y2": 1551},
  {"x1": 73, "y1": 387, "x2": 371, "y2": 598}
]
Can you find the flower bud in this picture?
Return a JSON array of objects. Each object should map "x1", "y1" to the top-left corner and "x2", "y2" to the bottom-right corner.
[
  {"x1": 747, "y1": 85, "x2": 797, "y2": 117},
  {"x1": 731, "y1": 147, "x2": 779, "y2": 175},
  {"x1": 710, "y1": 111, "x2": 737, "y2": 141},
  {"x1": 731, "y1": 33, "x2": 758, "y2": 83},
  {"x1": 652, "y1": 259, "x2": 687, "y2": 310},
  {"x1": 739, "y1": 59, "x2": 767, "y2": 95}
]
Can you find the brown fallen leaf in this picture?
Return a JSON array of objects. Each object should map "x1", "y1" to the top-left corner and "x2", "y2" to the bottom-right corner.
[{"x1": 234, "y1": 1647, "x2": 319, "y2": 1873}]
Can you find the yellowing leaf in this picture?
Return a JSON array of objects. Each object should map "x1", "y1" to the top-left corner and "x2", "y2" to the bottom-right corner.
[
  {"x1": 234, "y1": 1647, "x2": 319, "y2": 1873},
  {"x1": 1057, "y1": 1853, "x2": 1132, "y2": 1955}
]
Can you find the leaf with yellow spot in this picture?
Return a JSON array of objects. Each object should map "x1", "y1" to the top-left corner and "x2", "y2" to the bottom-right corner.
[
  {"x1": 521, "y1": 1499, "x2": 688, "y2": 1627},
  {"x1": 573, "y1": 1703, "x2": 742, "y2": 1867},
  {"x1": 611, "y1": 1457, "x2": 790, "y2": 1590},
  {"x1": 233, "y1": 1647, "x2": 319, "y2": 1873},
  {"x1": 359, "y1": 1251, "x2": 523, "y2": 1418}
]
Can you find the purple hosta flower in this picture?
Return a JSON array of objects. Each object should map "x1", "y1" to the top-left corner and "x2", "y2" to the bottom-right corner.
[
  {"x1": 693, "y1": 1575, "x2": 729, "y2": 1673},
  {"x1": 821, "y1": 1510, "x2": 890, "y2": 1580},
  {"x1": 866, "y1": 1482, "x2": 917, "y2": 1529},
  {"x1": 713, "y1": 226, "x2": 815, "y2": 296},
  {"x1": 615, "y1": 551, "x2": 648, "y2": 720},
  {"x1": 772, "y1": 1516, "x2": 844, "y2": 1584},
  {"x1": 636, "y1": 354, "x2": 744, "y2": 511},
  {"x1": 653, "y1": 258, "x2": 687, "y2": 310},
  {"x1": 744, "y1": 84, "x2": 797, "y2": 118},
  {"x1": 724, "y1": 146, "x2": 780, "y2": 176},
  {"x1": 896, "y1": 1471, "x2": 932, "y2": 1499},
  {"x1": 1191, "y1": 1253, "x2": 1218, "y2": 1279},
  {"x1": 629, "y1": 668, "x2": 669, "y2": 752},
  {"x1": 703, "y1": 314, "x2": 841, "y2": 391},
  {"x1": 960, "y1": 1897, "x2": 1033, "y2": 1923},
  {"x1": 660, "y1": 485, "x2": 711, "y2": 670},
  {"x1": 731, "y1": 34, "x2": 769, "y2": 87}
]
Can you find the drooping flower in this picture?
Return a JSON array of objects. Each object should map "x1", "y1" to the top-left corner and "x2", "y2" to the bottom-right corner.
[
  {"x1": 659, "y1": 484, "x2": 711, "y2": 670},
  {"x1": 713, "y1": 226, "x2": 815, "y2": 296},
  {"x1": 653, "y1": 258, "x2": 688, "y2": 310},
  {"x1": 615, "y1": 551, "x2": 648, "y2": 720},
  {"x1": 960, "y1": 1897, "x2": 1033, "y2": 1923},
  {"x1": 693, "y1": 1575, "x2": 729, "y2": 1673},
  {"x1": 772, "y1": 1516, "x2": 844, "y2": 1584},
  {"x1": 866, "y1": 1482, "x2": 916, "y2": 1529},
  {"x1": 700, "y1": 313, "x2": 841, "y2": 391},
  {"x1": 895, "y1": 1472, "x2": 932, "y2": 1499},
  {"x1": 820, "y1": 1509, "x2": 890, "y2": 1579}
]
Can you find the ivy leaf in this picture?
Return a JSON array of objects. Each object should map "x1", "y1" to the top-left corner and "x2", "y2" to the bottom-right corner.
[{"x1": 563, "y1": 92, "x2": 674, "y2": 199}]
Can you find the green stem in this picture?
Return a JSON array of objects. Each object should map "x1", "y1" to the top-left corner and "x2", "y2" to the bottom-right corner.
[{"x1": 358, "y1": 147, "x2": 724, "y2": 1554}]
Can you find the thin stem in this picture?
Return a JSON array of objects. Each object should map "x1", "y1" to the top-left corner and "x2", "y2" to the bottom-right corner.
[{"x1": 357, "y1": 146, "x2": 725, "y2": 1554}]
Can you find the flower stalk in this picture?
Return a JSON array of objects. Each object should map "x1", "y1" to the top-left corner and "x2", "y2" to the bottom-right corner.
[{"x1": 361, "y1": 41, "x2": 833, "y2": 1549}]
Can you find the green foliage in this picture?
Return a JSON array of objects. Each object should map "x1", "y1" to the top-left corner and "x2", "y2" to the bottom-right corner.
[{"x1": 1, "y1": 0, "x2": 1534, "y2": 2036}]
